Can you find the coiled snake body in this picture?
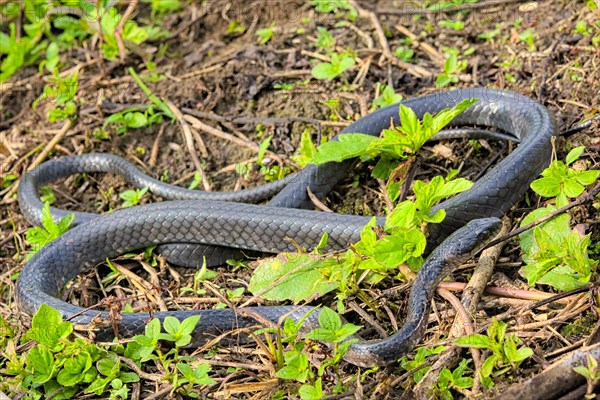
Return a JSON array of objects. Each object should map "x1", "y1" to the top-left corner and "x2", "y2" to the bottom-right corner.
[{"x1": 16, "y1": 88, "x2": 555, "y2": 367}]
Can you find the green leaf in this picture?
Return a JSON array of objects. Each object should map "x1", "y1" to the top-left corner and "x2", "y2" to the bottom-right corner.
[
  {"x1": 299, "y1": 378, "x2": 323, "y2": 400},
  {"x1": 310, "y1": 133, "x2": 378, "y2": 164},
  {"x1": 163, "y1": 316, "x2": 181, "y2": 335},
  {"x1": 248, "y1": 254, "x2": 338, "y2": 303},
  {"x1": 566, "y1": 146, "x2": 585, "y2": 165},
  {"x1": 399, "y1": 104, "x2": 419, "y2": 137},
  {"x1": 480, "y1": 354, "x2": 498, "y2": 378},
  {"x1": 145, "y1": 317, "x2": 161, "y2": 340},
  {"x1": 180, "y1": 315, "x2": 201, "y2": 336},
  {"x1": 123, "y1": 112, "x2": 148, "y2": 128},
  {"x1": 563, "y1": 179, "x2": 585, "y2": 198},
  {"x1": 455, "y1": 334, "x2": 493, "y2": 349},
  {"x1": 26, "y1": 304, "x2": 73, "y2": 350},
  {"x1": 385, "y1": 201, "x2": 417, "y2": 231},
  {"x1": 276, "y1": 351, "x2": 310, "y2": 382},
  {"x1": 57, "y1": 352, "x2": 92, "y2": 386},
  {"x1": 97, "y1": 356, "x2": 119, "y2": 378},
  {"x1": 258, "y1": 136, "x2": 272, "y2": 165},
  {"x1": 311, "y1": 62, "x2": 337, "y2": 80},
  {"x1": 292, "y1": 129, "x2": 317, "y2": 167},
  {"x1": 317, "y1": 306, "x2": 342, "y2": 331},
  {"x1": 575, "y1": 170, "x2": 600, "y2": 186},
  {"x1": 372, "y1": 228, "x2": 427, "y2": 269},
  {"x1": 26, "y1": 346, "x2": 55, "y2": 384}
]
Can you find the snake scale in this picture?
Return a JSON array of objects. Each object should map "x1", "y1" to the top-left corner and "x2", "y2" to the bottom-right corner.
[{"x1": 16, "y1": 88, "x2": 556, "y2": 366}]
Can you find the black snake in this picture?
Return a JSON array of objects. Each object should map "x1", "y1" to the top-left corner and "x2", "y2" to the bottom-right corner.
[{"x1": 16, "y1": 88, "x2": 555, "y2": 367}]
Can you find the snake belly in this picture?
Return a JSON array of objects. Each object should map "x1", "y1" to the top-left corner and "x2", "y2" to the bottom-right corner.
[{"x1": 16, "y1": 88, "x2": 556, "y2": 367}]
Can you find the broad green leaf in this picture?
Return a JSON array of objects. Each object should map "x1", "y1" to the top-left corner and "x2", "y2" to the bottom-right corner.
[
  {"x1": 26, "y1": 304, "x2": 73, "y2": 350},
  {"x1": 530, "y1": 176, "x2": 561, "y2": 197},
  {"x1": 311, "y1": 62, "x2": 336, "y2": 80},
  {"x1": 163, "y1": 316, "x2": 181, "y2": 335},
  {"x1": 248, "y1": 254, "x2": 338, "y2": 303},
  {"x1": 317, "y1": 306, "x2": 342, "y2": 331},
  {"x1": 480, "y1": 354, "x2": 498, "y2": 377},
  {"x1": 57, "y1": 352, "x2": 92, "y2": 386},
  {"x1": 26, "y1": 346, "x2": 55, "y2": 384},
  {"x1": 563, "y1": 179, "x2": 584, "y2": 198},
  {"x1": 180, "y1": 315, "x2": 201, "y2": 336},
  {"x1": 575, "y1": 170, "x2": 600, "y2": 186},
  {"x1": 565, "y1": 146, "x2": 585, "y2": 165},
  {"x1": 385, "y1": 201, "x2": 417, "y2": 231},
  {"x1": 310, "y1": 133, "x2": 378, "y2": 164},
  {"x1": 372, "y1": 228, "x2": 426, "y2": 269},
  {"x1": 455, "y1": 334, "x2": 493, "y2": 349},
  {"x1": 299, "y1": 378, "x2": 323, "y2": 400}
]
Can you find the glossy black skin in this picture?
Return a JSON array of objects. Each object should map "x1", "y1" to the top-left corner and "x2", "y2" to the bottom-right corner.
[{"x1": 17, "y1": 88, "x2": 555, "y2": 366}]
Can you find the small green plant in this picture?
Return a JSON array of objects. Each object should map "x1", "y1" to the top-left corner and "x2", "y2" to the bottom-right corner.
[
  {"x1": 265, "y1": 307, "x2": 359, "y2": 399},
  {"x1": 312, "y1": 0, "x2": 357, "y2": 20},
  {"x1": 33, "y1": 71, "x2": 79, "y2": 122},
  {"x1": 103, "y1": 106, "x2": 164, "y2": 134},
  {"x1": 175, "y1": 363, "x2": 215, "y2": 398},
  {"x1": 519, "y1": 28, "x2": 537, "y2": 52},
  {"x1": 435, "y1": 359, "x2": 474, "y2": 400},
  {"x1": 439, "y1": 20, "x2": 465, "y2": 30},
  {"x1": 143, "y1": 0, "x2": 181, "y2": 15},
  {"x1": 436, "y1": 49, "x2": 468, "y2": 88},
  {"x1": 574, "y1": 355, "x2": 600, "y2": 399},
  {"x1": 104, "y1": 68, "x2": 173, "y2": 134},
  {"x1": 456, "y1": 319, "x2": 533, "y2": 388},
  {"x1": 26, "y1": 202, "x2": 74, "y2": 259},
  {"x1": 292, "y1": 129, "x2": 318, "y2": 168},
  {"x1": 315, "y1": 26, "x2": 335, "y2": 50},
  {"x1": 257, "y1": 24, "x2": 275, "y2": 45},
  {"x1": 518, "y1": 147, "x2": 599, "y2": 291},
  {"x1": 400, "y1": 345, "x2": 446, "y2": 383},
  {"x1": 394, "y1": 45, "x2": 415, "y2": 62},
  {"x1": 310, "y1": 99, "x2": 477, "y2": 168},
  {"x1": 574, "y1": 21, "x2": 593, "y2": 37},
  {"x1": 478, "y1": 27, "x2": 502, "y2": 40},
  {"x1": 119, "y1": 187, "x2": 149, "y2": 208},
  {"x1": 226, "y1": 21, "x2": 247, "y2": 35},
  {"x1": 311, "y1": 52, "x2": 356, "y2": 81},
  {"x1": 372, "y1": 85, "x2": 403, "y2": 109},
  {"x1": 1, "y1": 304, "x2": 140, "y2": 399}
]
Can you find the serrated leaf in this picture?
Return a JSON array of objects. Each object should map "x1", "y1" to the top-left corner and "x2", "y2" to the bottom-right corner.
[
  {"x1": 372, "y1": 228, "x2": 426, "y2": 269},
  {"x1": 27, "y1": 304, "x2": 73, "y2": 350},
  {"x1": 26, "y1": 346, "x2": 55, "y2": 384}
]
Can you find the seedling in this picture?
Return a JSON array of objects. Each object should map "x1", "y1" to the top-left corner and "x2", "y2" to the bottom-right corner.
[
  {"x1": 456, "y1": 319, "x2": 533, "y2": 388},
  {"x1": 119, "y1": 187, "x2": 149, "y2": 208},
  {"x1": 25, "y1": 202, "x2": 74, "y2": 259},
  {"x1": 311, "y1": 52, "x2": 356, "y2": 81}
]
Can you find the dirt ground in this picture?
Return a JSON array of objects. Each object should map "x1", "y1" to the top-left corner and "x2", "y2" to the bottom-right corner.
[{"x1": 1, "y1": 0, "x2": 600, "y2": 399}]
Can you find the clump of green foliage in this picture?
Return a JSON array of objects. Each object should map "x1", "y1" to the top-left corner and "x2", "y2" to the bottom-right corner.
[
  {"x1": 456, "y1": 319, "x2": 533, "y2": 389},
  {"x1": 1, "y1": 304, "x2": 214, "y2": 399},
  {"x1": 249, "y1": 100, "x2": 478, "y2": 313},
  {"x1": 519, "y1": 146, "x2": 599, "y2": 290}
]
